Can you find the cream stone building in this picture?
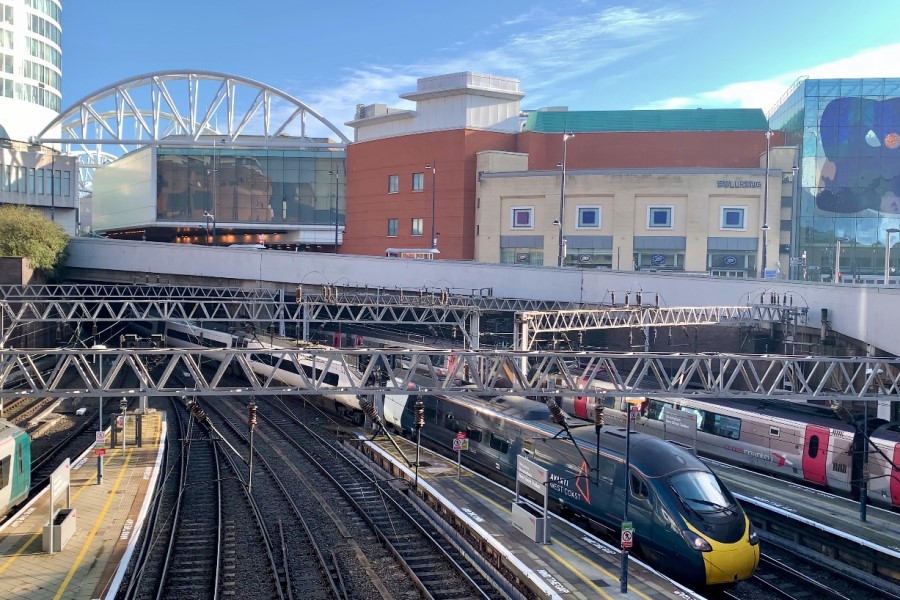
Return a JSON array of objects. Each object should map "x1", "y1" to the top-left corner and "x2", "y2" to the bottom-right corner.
[{"x1": 476, "y1": 147, "x2": 796, "y2": 278}]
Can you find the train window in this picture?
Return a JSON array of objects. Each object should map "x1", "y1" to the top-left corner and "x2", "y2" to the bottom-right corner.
[
  {"x1": 629, "y1": 471, "x2": 649, "y2": 501},
  {"x1": 600, "y1": 396, "x2": 618, "y2": 409},
  {"x1": 489, "y1": 435, "x2": 510, "y2": 454},
  {"x1": 770, "y1": 426, "x2": 780, "y2": 437},
  {"x1": 424, "y1": 407, "x2": 438, "y2": 424},
  {"x1": 596, "y1": 460, "x2": 616, "y2": 485},
  {"x1": 0, "y1": 455, "x2": 9, "y2": 489},
  {"x1": 710, "y1": 414, "x2": 741, "y2": 440},
  {"x1": 807, "y1": 435, "x2": 820, "y2": 459},
  {"x1": 443, "y1": 413, "x2": 459, "y2": 432},
  {"x1": 467, "y1": 427, "x2": 483, "y2": 443},
  {"x1": 647, "y1": 399, "x2": 672, "y2": 421}
]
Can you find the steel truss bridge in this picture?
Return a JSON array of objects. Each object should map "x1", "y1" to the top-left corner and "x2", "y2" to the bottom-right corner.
[
  {"x1": 1, "y1": 284, "x2": 808, "y2": 350},
  {"x1": 1, "y1": 348, "x2": 895, "y2": 403}
]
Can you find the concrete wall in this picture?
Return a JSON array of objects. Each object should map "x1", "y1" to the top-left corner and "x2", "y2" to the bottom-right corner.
[{"x1": 65, "y1": 237, "x2": 900, "y2": 356}]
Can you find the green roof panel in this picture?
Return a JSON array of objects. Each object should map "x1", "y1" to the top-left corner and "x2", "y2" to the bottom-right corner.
[{"x1": 524, "y1": 109, "x2": 769, "y2": 133}]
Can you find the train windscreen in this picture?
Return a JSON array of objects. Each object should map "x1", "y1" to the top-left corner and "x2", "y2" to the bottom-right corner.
[{"x1": 668, "y1": 471, "x2": 734, "y2": 513}]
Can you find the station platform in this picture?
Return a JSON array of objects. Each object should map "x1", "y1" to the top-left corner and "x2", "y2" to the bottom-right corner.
[
  {"x1": 0, "y1": 411, "x2": 165, "y2": 600},
  {"x1": 711, "y1": 458, "x2": 900, "y2": 577},
  {"x1": 353, "y1": 434, "x2": 707, "y2": 600}
]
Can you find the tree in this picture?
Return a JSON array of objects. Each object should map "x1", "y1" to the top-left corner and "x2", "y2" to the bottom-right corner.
[{"x1": 0, "y1": 205, "x2": 69, "y2": 274}]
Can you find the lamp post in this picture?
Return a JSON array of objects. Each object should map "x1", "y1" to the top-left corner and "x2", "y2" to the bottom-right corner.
[
  {"x1": 248, "y1": 399, "x2": 257, "y2": 492},
  {"x1": 760, "y1": 130, "x2": 772, "y2": 277},
  {"x1": 328, "y1": 169, "x2": 340, "y2": 252},
  {"x1": 620, "y1": 398, "x2": 642, "y2": 593},
  {"x1": 425, "y1": 164, "x2": 437, "y2": 249},
  {"x1": 552, "y1": 219, "x2": 566, "y2": 265},
  {"x1": 93, "y1": 344, "x2": 107, "y2": 485},
  {"x1": 413, "y1": 399, "x2": 425, "y2": 491},
  {"x1": 558, "y1": 133, "x2": 574, "y2": 267},
  {"x1": 884, "y1": 228, "x2": 900, "y2": 285},
  {"x1": 203, "y1": 211, "x2": 216, "y2": 246}
]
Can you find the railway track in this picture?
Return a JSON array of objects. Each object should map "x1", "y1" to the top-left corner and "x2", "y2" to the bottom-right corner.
[
  {"x1": 252, "y1": 395, "x2": 505, "y2": 600},
  {"x1": 200, "y1": 397, "x2": 358, "y2": 600},
  {"x1": 721, "y1": 535, "x2": 900, "y2": 600},
  {"x1": 118, "y1": 398, "x2": 283, "y2": 600}
]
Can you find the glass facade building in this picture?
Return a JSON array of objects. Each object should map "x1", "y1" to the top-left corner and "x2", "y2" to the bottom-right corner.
[
  {"x1": 156, "y1": 147, "x2": 345, "y2": 229},
  {"x1": 770, "y1": 78, "x2": 900, "y2": 282}
]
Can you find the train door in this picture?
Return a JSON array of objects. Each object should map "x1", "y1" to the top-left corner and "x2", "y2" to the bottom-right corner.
[
  {"x1": 802, "y1": 425, "x2": 830, "y2": 485},
  {"x1": 573, "y1": 378, "x2": 589, "y2": 419}
]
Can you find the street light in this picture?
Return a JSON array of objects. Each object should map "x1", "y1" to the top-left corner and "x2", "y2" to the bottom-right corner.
[
  {"x1": 92, "y1": 344, "x2": 108, "y2": 485},
  {"x1": 425, "y1": 163, "x2": 437, "y2": 249},
  {"x1": 884, "y1": 228, "x2": 900, "y2": 285},
  {"x1": 328, "y1": 169, "x2": 340, "y2": 252},
  {"x1": 203, "y1": 211, "x2": 216, "y2": 246},
  {"x1": 619, "y1": 397, "x2": 643, "y2": 593},
  {"x1": 557, "y1": 133, "x2": 574, "y2": 267},
  {"x1": 834, "y1": 237, "x2": 849, "y2": 284},
  {"x1": 761, "y1": 130, "x2": 773, "y2": 277},
  {"x1": 552, "y1": 219, "x2": 566, "y2": 265}
]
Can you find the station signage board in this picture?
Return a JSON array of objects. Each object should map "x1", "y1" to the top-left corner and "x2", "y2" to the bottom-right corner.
[{"x1": 516, "y1": 455, "x2": 548, "y2": 499}]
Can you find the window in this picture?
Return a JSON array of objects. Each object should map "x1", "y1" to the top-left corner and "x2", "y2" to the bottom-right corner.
[
  {"x1": 388, "y1": 174, "x2": 399, "y2": 194},
  {"x1": 489, "y1": 434, "x2": 509, "y2": 454},
  {"x1": 412, "y1": 172, "x2": 424, "y2": 192},
  {"x1": 411, "y1": 218, "x2": 423, "y2": 236},
  {"x1": 466, "y1": 427, "x2": 483, "y2": 443},
  {"x1": 647, "y1": 206, "x2": 673, "y2": 228},
  {"x1": 387, "y1": 218, "x2": 398, "y2": 237},
  {"x1": 720, "y1": 206, "x2": 746, "y2": 230},
  {"x1": 500, "y1": 248, "x2": 544, "y2": 265},
  {"x1": 577, "y1": 206, "x2": 601, "y2": 228},
  {"x1": 510, "y1": 206, "x2": 533, "y2": 229}
]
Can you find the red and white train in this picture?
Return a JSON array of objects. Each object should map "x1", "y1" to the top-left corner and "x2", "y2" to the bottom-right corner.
[{"x1": 557, "y1": 387, "x2": 900, "y2": 509}]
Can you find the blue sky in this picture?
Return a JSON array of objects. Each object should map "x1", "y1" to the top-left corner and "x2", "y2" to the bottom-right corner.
[{"x1": 62, "y1": 1, "x2": 900, "y2": 137}]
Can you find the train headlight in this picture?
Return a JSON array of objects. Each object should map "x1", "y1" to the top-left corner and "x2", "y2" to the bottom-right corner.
[
  {"x1": 748, "y1": 523, "x2": 759, "y2": 545},
  {"x1": 681, "y1": 529, "x2": 713, "y2": 552}
]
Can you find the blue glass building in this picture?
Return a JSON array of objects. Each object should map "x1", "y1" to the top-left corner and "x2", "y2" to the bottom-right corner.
[{"x1": 770, "y1": 78, "x2": 900, "y2": 282}]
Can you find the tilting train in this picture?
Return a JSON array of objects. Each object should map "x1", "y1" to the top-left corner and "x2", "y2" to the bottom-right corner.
[
  {"x1": 154, "y1": 321, "x2": 761, "y2": 585},
  {"x1": 378, "y1": 390, "x2": 760, "y2": 587},
  {"x1": 143, "y1": 320, "x2": 406, "y2": 425},
  {"x1": 0, "y1": 419, "x2": 31, "y2": 516},
  {"x1": 557, "y1": 386, "x2": 900, "y2": 509}
]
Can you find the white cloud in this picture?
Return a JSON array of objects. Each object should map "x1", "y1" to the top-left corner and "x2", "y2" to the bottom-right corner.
[
  {"x1": 640, "y1": 43, "x2": 900, "y2": 113},
  {"x1": 292, "y1": 5, "x2": 698, "y2": 137}
]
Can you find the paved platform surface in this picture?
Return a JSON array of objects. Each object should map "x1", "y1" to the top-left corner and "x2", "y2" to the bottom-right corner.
[
  {"x1": 0, "y1": 411, "x2": 164, "y2": 600},
  {"x1": 362, "y1": 435, "x2": 708, "y2": 600}
]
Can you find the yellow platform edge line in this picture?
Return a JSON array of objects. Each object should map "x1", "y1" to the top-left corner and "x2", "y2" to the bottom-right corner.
[
  {"x1": 52, "y1": 448, "x2": 135, "y2": 600},
  {"x1": 0, "y1": 447, "x2": 125, "y2": 575}
]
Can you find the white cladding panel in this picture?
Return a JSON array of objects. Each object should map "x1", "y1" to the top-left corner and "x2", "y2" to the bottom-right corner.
[
  {"x1": 91, "y1": 149, "x2": 156, "y2": 231},
  {"x1": 66, "y1": 237, "x2": 900, "y2": 357},
  {"x1": 0, "y1": 98, "x2": 57, "y2": 141}
]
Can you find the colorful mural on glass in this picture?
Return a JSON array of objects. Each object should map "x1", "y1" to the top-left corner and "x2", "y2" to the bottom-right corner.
[{"x1": 816, "y1": 97, "x2": 900, "y2": 214}]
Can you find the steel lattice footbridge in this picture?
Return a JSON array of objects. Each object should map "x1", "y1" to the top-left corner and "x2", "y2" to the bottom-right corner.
[{"x1": 0, "y1": 347, "x2": 896, "y2": 402}]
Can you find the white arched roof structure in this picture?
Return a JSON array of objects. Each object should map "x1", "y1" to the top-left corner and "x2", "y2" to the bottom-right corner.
[{"x1": 35, "y1": 70, "x2": 349, "y2": 159}]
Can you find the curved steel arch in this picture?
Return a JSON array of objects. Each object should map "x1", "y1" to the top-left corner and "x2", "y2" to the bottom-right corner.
[{"x1": 35, "y1": 70, "x2": 350, "y2": 160}]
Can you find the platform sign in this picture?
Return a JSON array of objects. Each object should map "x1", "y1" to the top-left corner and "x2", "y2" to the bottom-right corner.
[
  {"x1": 621, "y1": 527, "x2": 634, "y2": 549},
  {"x1": 452, "y1": 437, "x2": 469, "y2": 451},
  {"x1": 48, "y1": 458, "x2": 71, "y2": 554},
  {"x1": 516, "y1": 455, "x2": 548, "y2": 499},
  {"x1": 663, "y1": 408, "x2": 697, "y2": 452},
  {"x1": 95, "y1": 431, "x2": 106, "y2": 447},
  {"x1": 95, "y1": 448, "x2": 107, "y2": 456}
]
